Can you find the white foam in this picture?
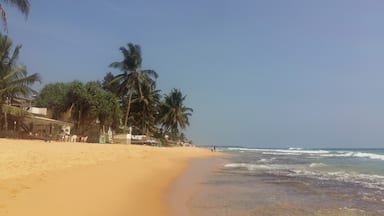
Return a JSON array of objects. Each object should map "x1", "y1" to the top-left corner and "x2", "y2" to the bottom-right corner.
[
  {"x1": 226, "y1": 147, "x2": 263, "y2": 151},
  {"x1": 321, "y1": 151, "x2": 384, "y2": 161},
  {"x1": 322, "y1": 152, "x2": 354, "y2": 157},
  {"x1": 225, "y1": 161, "x2": 384, "y2": 190},
  {"x1": 289, "y1": 169, "x2": 384, "y2": 191},
  {"x1": 225, "y1": 147, "x2": 384, "y2": 161},
  {"x1": 262, "y1": 152, "x2": 302, "y2": 156},
  {"x1": 224, "y1": 163, "x2": 268, "y2": 170},
  {"x1": 225, "y1": 147, "x2": 332, "y2": 156},
  {"x1": 352, "y1": 152, "x2": 384, "y2": 161},
  {"x1": 261, "y1": 149, "x2": 330, "y2": 157},
  {"x1": 309, "y1": 163, "x2": 327, "y2": 168},
  {"x1": 289, "y1": 147, "x2": 303, "y2": 150},
  {"x1": 258, "y1": 158, "x2": 275, "y2": 163}
]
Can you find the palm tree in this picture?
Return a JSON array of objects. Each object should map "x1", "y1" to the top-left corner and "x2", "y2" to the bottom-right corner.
[
  {"x1": 0, "y1": 33, "x2": 40, "y2": 130},
  {"x1": 159, "y1": 88, "x2": 193, "y2": 139},
  {"x1": 130, "y1": 80, "x2": 161, "y2": 136},
  {"x1": 0, "y1": 0, "x2": 30, "y2": 30},
  {"x1": 109, "y1": 43, "x2": 158, "y2": 130}
]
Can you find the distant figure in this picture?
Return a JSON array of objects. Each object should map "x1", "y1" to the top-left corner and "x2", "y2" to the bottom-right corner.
[{"x1": 211, "y1": 145, "x2": 216, "y2": 152}]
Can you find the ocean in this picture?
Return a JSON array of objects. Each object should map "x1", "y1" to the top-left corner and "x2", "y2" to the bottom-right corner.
[{"x1": 187, "y1": 147, "x2": 384, "y2": 216}]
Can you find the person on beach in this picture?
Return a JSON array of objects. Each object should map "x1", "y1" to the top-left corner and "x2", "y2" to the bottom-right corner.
[{"x1": 211, "y1": 145, "x2": 216, "y2": 152}]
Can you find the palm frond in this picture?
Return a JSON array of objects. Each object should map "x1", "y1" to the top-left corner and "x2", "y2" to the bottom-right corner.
[
  {"x1": 0, "y1": 5, "x2": 6, "y2": 30},
  {"x1": 3, "y1": 0, "x2": 30, "y2": 16}
]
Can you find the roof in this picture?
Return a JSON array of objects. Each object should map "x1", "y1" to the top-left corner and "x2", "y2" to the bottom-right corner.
[{"x1": 24, "y1": 115, "x2": 73, "y2": 126}]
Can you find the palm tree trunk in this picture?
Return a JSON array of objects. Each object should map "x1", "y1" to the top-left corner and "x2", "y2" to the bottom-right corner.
[
  {"x1": 4, "y1": 111, "x2": 8, "y2": 130},
  {"x1": 124, "y1": 90, "x2": 133, "y2": 129},
  {"x1": 138, "y1": 83, "x2": 143, "y2": 100},
  {"x1": 3, "y1": 98, "x2": 8, "y2": 130},
  {"x1": 77, "y1": 109, "x2": 82, "y2": 133}
]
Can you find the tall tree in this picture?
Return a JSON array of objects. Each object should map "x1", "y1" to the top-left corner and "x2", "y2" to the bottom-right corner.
[
  {"x1": 85, "y1": 81, "x2": 121, "y2": 130},
  {"x1": 64, "y1": 81, "x2": 89, "y2": 133},
  {"x1": 0, "y1": 0, "x2": 30, "y2": 30},
  {"x1": 35, "y1": 82, "x2": 69, "y2": 119},
  {"x1": 130, "y1": 80, "x2": 161, "y2": 136},
  {"x1": 36, "y1": 81, "x2": 122, "y2": 134},
  {"x1": 109, "y1": 43, "x2": 158, "y2": 130},
  {"x1": 159, "y1": 88, "x2": 193, "y2": 139},
  {"x1": 0, "y1": 33, "x2": 40, "y2": 130}
]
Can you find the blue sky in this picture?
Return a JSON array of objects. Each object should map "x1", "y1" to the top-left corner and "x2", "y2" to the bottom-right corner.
[{"x1": 5, "y1": 0, "x2": 384, "y2": 148}]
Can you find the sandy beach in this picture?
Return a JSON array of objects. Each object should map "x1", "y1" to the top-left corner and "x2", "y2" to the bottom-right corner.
[{"x1": 0, "y1": 138, "x2": 217, "y2": 216}]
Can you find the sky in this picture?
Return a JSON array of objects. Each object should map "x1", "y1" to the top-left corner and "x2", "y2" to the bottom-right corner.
[{"x1": 5, "y1": 0, "x2": 384, "y2": 148}]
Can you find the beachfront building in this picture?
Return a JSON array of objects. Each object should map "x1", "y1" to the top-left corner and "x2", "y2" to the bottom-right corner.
[{"x1": 1, "y1": 96, "x2": 72, "y2": 140}]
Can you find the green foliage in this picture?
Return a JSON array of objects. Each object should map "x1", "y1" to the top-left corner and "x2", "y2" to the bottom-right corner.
[
  {"x1": 0, "y1": 33, "x2": 41, "y2": 102},
  {"x1": 34, "y1": 82, "x2": 68, "y2": 119},
  {"x1": 109, "y1": 42, "x2": 158, "y2": 129},
  {"x1": 35, "y1": 80, "x2": 122, "y2": 134},
  {"x1": 27, "y1": 41, "x2": 194, "y2": 143},
  {"x1": 107, "y1": 42, "x2": 193, "y2": 142},
  {"x1": 0, "y1": 33, "x2": 40, "y2": 130},
  {"x1": 2, "y1": 104, "x2": 29, "y2": 116},
  {"x1": 130, "y1": 80, "x2": 161, "y2": 135},
  {"x1": 85, "y1": 81, "x2": 121, "y2": 129},
  {"x1": 101, "y1": 72, "x2": 119, "y2": 94},
  {"x1": 159, "y1": 88, "x2": 193, "y2": 139}
]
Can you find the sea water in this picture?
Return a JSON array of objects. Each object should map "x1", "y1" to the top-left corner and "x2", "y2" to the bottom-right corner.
[{"x1": 188, "y1": 148, "x2": 384, "y2": 216}]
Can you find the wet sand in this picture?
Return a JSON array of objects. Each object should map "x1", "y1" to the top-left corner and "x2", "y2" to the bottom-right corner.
[
  {"x1": 0, "y1": 138, "x2": 217, "y2": 216},
  {"x1": 167, "y1": 156, "x2": 227, "y2": 216},
  {"x1": 186, "y1": 162, "x2": 382, "y2": 216}
]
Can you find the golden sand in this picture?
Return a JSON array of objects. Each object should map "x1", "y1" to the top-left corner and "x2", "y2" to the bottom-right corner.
[{"x1": 0, "y1": 138, "x2": 216, "y2": 216}]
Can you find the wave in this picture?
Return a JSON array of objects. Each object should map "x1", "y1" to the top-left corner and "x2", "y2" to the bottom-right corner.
[
  {"x1": 226, "y1": 147, "x2": 267, "y2": 151},
  {"x1": 309, "y1": 163, "x2": 327, "y2": 168},
  {"x1": 351, "y1": 152, "x2": 384, "y2": 161},
  {"x1": 289, "y1": 147, "x2": 303, "y2": 150},
  {"x1": 226, "y1": 147, "x2": 330, "y2": 155},
  {"x1": 225, "y1": 161, "x2": 384, "y2": 191},
  {"x1": 290, "y1": 169, "x2": 384, "y2": 191},
  {"x1": 225, "y1": 147, "x2": 384, "y2": 161},
  {"x1": 258, "y1": 158, "x2": 275, "y2": 163},
  {"x1": 224, "y1": 163, "x2": 271, "y2": 170},
  {"x1": 322, "y1": 151, "x2": 384, "y2": 161}
]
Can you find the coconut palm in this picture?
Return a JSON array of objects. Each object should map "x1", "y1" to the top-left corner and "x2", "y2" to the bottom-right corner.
[
  {"x1": 159, "y1": 88, "x2": 193, "y2": 139},
  {"x1": 0, "y1": 33, "x2": 40, "y2": 130},
  {"x1": 130, "y1": 80, "x2": 161, "y2": 136},
  {"x1": 0, "y1": 0, "x2": 30, "y2": 30},
  {"x1": 109, "y1": 43, "x2": 158, "y2": 129}
]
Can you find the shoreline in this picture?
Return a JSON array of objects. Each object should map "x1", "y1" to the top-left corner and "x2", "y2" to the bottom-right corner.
[
  {"x1": 166, "y1": 156, "x2": 227, "y2": 216},
  {"x1": 0, "y1": 138, "x2": 218, "y2": 216}
]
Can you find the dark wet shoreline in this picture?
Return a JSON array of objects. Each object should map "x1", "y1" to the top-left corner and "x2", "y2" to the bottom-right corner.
[{"x1": 186, "y1": 153, "x2": 384, "y2": 216}]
